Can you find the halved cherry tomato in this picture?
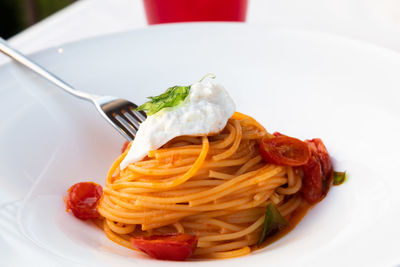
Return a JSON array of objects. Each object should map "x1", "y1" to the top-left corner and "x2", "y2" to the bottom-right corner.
[
  {"x1": 130, "y1": 234, "x2": 198, "y2": 261},
  {"x1": 301, "y1": 139, "x2": 333, "y2": 204},
  {"x1": 65, "y1": 182, "x2": 103, "y2": 220},
  {"x1": 259, "y1": 136, "x2": 310, "y2": 166}
]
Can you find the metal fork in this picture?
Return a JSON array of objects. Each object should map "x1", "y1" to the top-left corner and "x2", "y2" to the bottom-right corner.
[{"x1": 0, "y1": 38, "x2": 146, "y2": 141}]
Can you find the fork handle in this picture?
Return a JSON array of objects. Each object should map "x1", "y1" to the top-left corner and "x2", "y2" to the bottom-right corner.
[{"x1": 0, "y1": 38, "x2": 95, "y2": 102}]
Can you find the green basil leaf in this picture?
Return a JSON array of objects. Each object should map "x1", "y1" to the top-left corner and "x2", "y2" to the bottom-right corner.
[
  {"x1": 257, "y1": 203, "x2": 288, "y2": 247},
  {"x1": 135, "y1": 85, "x2": 191, "y2": 115},
  {"x1": 333, "y1": 171, "x2": 346, "y2": 185}
]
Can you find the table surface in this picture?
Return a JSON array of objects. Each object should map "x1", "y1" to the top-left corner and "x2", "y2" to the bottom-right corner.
[{"x1": 4, "y1": 0, "x2": 400, "y2": 60}]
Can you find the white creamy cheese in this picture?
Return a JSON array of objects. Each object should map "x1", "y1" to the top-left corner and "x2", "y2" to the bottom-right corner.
[{"x1": 120, "y1": 81, "x2": 236, "y2": 169}]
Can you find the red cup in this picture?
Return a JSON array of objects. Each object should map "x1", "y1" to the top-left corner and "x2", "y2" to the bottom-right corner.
[{"x1": 143, "y1": 0, "x2": 248, "y2": 25}]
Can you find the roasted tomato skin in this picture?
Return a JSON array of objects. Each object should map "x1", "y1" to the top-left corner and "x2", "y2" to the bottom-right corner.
[
  {"x1": 130, "y1": 234, "x2": 198, "y2": 261},
  {"x1": 65, "y1": 182, "x2": 103, "y2": 220},
  {"x1": 301, "y1": 139, "x2": 333, "y2": 204},
  {"x1": 259, "y1": 136, "x2": 310, "y2": 166}
]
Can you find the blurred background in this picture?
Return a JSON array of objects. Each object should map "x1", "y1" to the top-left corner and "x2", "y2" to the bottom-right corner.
[
  {"x1": 2, "y1": 0, "x2": 400, "y2": 57},
  {"x1": 0, "y1": 0, "x2": 76, "y2": 38}
]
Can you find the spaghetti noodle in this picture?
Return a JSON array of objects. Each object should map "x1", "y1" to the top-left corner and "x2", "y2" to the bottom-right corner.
[{"x1": 97, "y1": 112, "x2": 305, "y2": 259}]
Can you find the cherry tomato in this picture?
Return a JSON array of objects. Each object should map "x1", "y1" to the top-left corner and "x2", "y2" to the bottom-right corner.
[
  {"x1": 131, "y1": 234, "x2": 198, "y2": 261},
  {"x1": 301, "y1": 139, "x2": 333, "y2": 204},
  {"x1": 301, "y1": 155, "x2": 323, "y2": 203},
  {"x1": 65, "y1": 182, "x2": 103, "y2": 220},
  {"x1": 260, "y1": 136, "x2": 310, "y2": 166},
  {"x1": 121, "y1": 141, "x2": 130, "y2": 154},
  {"x1": 307, "y1": 138, "x2": 333, "y2": 179}
]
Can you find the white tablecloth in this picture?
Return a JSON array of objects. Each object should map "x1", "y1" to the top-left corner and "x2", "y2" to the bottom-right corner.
[{"x1": 6, "y1": 0, "x2": 400, "y2": 56}]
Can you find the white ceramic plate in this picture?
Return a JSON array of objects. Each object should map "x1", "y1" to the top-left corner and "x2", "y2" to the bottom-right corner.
[{"x1": 1, "y1": 23, "x2": 399, "y2": 267}]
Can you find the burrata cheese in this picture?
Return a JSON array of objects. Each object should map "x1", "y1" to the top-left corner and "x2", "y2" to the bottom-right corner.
[{"x1": 120, "y1": 82, "x2": 235, "y2": 169}]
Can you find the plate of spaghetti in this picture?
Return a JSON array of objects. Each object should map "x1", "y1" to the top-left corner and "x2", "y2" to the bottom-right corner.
[
  {"x1": 64, "y1": 77, "x2": 342, "y2": 261},
  {"x1": 1, "y1": 23, "x2": 400, "y2": 267}
]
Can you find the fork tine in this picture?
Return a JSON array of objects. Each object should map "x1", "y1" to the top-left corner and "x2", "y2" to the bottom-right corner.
[
  {"x1": 123, "y1": 109, "x2": 141, "y2": 129},
  {"x1": 115, "y1": 113, "x2": 138, "y2": 134},
  {"x1": 129, "y1": 106, "x2": 146, "y2": 122},
  {"x1": 96, "y1": 97, "x2": 147, "y2": 141},
  {"x1": 110, "y1": 113, "x2": 136, "y2": 141}
]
